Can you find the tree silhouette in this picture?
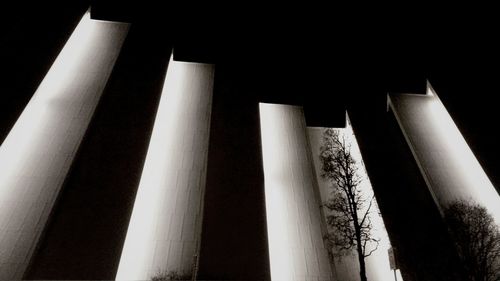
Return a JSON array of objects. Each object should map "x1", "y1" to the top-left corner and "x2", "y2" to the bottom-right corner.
[
  {"x1": 444, "y1": 200, "x2": 500, "y2": 281},
  {"x1": 320, "y1": 128, "x2": 379, "y2": 281}
]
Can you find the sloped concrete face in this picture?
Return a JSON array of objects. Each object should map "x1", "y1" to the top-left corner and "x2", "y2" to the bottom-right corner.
[
  {"x1": 259, "y1": 103, "x2": 333, "y2": 281},
  {"x1": 388, "y1": 85, "x2": 500, "y2": 226},
  {"x1": 116, "y1": 57, "x2": 214, "y2": 280},
  {"x1": 308, "y1": 121, "x2": 403, "y2": 281},
  {"x1": 0, "y1": 11, "x2": 129, "y2": 279}
]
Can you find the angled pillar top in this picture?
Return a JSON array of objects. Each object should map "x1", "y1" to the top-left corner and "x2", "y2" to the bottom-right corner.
[
  {"x1": 387, "y1": 81, "x2": 500, "y2": 225},
  {"x1": 0, "y1": 10, "x2": 129, "y2": 279}
]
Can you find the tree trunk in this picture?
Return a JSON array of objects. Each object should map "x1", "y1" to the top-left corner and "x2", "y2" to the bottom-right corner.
[
  {"x1": 356, "y1": 241, "x2": 368, "y2": 281},
  {"x1": 352, "y1": 201, "x2": 368, "y2": 281}
]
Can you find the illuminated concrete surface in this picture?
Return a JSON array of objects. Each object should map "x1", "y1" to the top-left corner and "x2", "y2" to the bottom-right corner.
[
  {"x1": 388, "y1": 83, "x2": 500, "y2": 226},
  {"x1": 259, "y1": 103, "x2": 333, "y2": 281},
  {"x1": 116, "y1": 56, "x2": 215, "y2": 280},
  {"x1": 308, "y1": 117, "x2": 403, "y2": 281},
  {"x1": 0, "y1": 11, "x2": 129, "y2": 279}
]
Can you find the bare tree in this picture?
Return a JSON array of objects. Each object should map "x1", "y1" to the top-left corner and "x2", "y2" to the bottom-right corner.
[
  {"x1": 444, "y1": 200, "x2": 500, "y2": 281},
  {"x1": 320, "y1": 128, "x2": 379, "y2": 281}
]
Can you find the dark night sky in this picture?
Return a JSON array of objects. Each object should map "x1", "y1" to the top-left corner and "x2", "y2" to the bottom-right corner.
[{"x1": 1, "y1": 1, "x2": 499, "y2": 280}]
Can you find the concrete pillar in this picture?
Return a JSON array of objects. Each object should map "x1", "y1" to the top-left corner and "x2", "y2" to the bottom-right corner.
[
  {"x1": 259, "y1": 103, "x2": 333, "y2": 281},
  {"x1": 0, "y1": 11, "x2": 129, "y2": 279},
  {"x1": 388, "y1": 82, "x2": 500, "y2": 226},
  {"x1": 115, "y1": 56, "x2": 215, "y2": 280}
]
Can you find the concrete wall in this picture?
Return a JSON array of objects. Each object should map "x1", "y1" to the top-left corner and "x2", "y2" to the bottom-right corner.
[
  {"x1": 115, "y1": 57, "x2": 214, "y2": 280},
  {"x1": 388, "y1": 84, "x2": 500, "y2": 226},
  {"x1": 308, "y1": 121, "x2": 403, "y2": 281},
  {"x1": 0, "y1": 11, "x2": 129, "y2": 279},
  {"x1": 259, "y1": 103, "x2": 333, "y2": 281}
]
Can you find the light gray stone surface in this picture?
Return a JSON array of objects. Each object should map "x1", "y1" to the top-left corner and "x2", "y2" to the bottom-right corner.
[
  {"x1": 388, "y1": 86, "x2": 500, "y2": 226},
  {"x1": 0, "y1": 11, "x2": 129, "y2": 279},
  {"x1": 259, "y1": 103, "x2": 333, "y2": 281},
  {"x1": 116, "y1": 58, "x2": 214, "y2": 280}
]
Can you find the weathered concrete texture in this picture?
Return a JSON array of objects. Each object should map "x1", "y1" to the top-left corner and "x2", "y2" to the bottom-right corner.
[
  {"x1": 0, "y1": 11, "x2": 129, "y2": 279},
  {"x1": 116, "y1": 57, "x2": 214, "y2": 280},
  {"x1": 259, "y1": 103, "x2": 333, "y2": 281},
  {"x1": 388, "y1": 84, "x2": 500, "y2": 226}
]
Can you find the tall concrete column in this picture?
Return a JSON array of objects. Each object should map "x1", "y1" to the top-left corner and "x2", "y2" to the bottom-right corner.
[
  {"x1": 116, "y1": 56, "x2": 215, "y2": 280},
  {"x1": 0, "y1": 11, "x2": 129, "y2": 279},
  {"x1": 259, "y1": 103, "x2": 333, "y2": 281},
  {"x1": 388, "y1": 82, "x2": 500, "y2": 226}
]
